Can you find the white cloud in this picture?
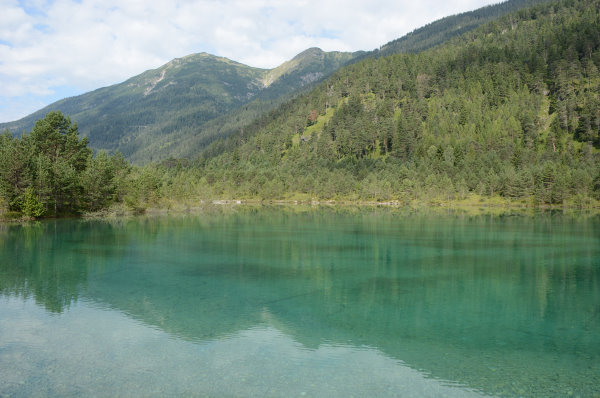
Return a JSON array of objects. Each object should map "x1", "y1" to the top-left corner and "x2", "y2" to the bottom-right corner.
[{"x1": 0, "y1": 0, "x2": 498, "y2": 122}]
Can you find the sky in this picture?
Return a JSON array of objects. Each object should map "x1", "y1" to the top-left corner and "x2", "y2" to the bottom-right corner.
[{"x1": 0, "y1": 0, "x2": 498, "y2": 123}]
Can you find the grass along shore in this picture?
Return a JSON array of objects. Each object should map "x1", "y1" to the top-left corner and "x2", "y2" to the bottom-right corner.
[{"x1": 2, "y1": 193, "x2": 599, "y2": 223}]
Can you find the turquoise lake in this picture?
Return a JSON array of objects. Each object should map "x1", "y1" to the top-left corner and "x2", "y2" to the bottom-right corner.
[{"x1": 0, "y1": 207, "x2": 598, "y2": 397}]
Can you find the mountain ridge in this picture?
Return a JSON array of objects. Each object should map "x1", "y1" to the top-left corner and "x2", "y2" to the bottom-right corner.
[{"x1": 0, "y1": 48, "x2": 356, "y2": 162}]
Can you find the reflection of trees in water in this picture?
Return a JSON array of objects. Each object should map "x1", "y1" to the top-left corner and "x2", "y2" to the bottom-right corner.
[
  {"x1": 0, "y1": 209, "x2": 598, "y2": 396},
  {"x1": 84, "y1": 212, "x2": 600, "y2": 347},
  {"x1": 0, "y1": 219, "x2": 131, "y2": 312},
  {"x1": 1, "y1": 209, "x2": 598, "y2": 325}
]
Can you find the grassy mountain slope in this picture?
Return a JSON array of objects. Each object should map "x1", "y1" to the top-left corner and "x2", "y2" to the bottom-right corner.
[
  {"x1": 1, "y1": 49, "x2": 356, "y2": 163},
  {"x1": 2, "y1": 53, "x2": 265, "y2": 153},
  {"x1": 193, "y1": 0, "x2": 599, "y2": 205},
  {"x1": 127, "y1": 48, "x2": 359, "y2": 163}
]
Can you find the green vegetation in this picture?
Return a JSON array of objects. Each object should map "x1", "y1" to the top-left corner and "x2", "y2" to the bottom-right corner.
[
  {"x1": 188, "y1": 0, "x2": 600, "y2": 207},
  {"x1": 0, "y1": 111, "x2": 128, "y2": 218},
  {"x1": 371, "y1": 0, "x2": 553, "y2": 57},
  {"x1": 1, "y1": 0, "x2": 599, "y2": 218}
]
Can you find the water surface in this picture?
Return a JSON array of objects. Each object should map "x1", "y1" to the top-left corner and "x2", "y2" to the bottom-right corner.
[{"x1": 0, "y1": 208, "x2": 599, "y2": 397}]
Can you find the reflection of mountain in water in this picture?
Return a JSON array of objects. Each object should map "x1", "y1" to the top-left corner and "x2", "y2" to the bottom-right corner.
[
  {"x1": 1, "y1": 209, "x2": 599, "y2": 397},
  {"x1": 0, "y1": 296, "x2": 491, "y2": 398}
]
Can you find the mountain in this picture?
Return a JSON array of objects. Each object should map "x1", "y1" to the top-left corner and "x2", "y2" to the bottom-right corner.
[
  {"x1": 1, "y1": 49, "x2": 356, "y2": 163},
  {"x1": 124, "y1": 48, "x2": 360, "y2": 163},
  {"x1": 193, "y1": 0, "x2": 600, "y2": 204},
  {"x1": 161, "y1": 0, "x2": 554, "y2": 164},
  {"x1": 1, "y1": 0, "x2": 555, "y2": 165}
]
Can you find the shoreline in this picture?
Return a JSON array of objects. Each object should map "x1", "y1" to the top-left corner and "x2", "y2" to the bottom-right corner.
[
  {"x1": 2, "y1": 196, "x2": 600, "y2": 223},
  {"x1": 85, "y1": 197, "x2": 600, "y2": 219}
]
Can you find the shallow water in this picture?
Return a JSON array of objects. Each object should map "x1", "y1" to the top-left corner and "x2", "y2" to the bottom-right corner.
[{"x1": 1, "y1": 208, "x2": 599, "y2": 397}]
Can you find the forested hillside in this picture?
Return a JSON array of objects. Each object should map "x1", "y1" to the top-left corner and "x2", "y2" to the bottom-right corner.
[
  {"x1": 191, "y1": 0, "x2": 600, "y2": 205},
  {"x1": 372, "y1": 0, "x2": 552, "y2": 57}
]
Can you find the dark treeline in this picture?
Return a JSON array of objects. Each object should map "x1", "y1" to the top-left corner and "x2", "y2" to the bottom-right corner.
[
  {"x1": 0, "y1": 112, "x2": 131, "y2": 218},
  {"x1": 0, "y1": 111, "x2": 191, "y2": 218}
]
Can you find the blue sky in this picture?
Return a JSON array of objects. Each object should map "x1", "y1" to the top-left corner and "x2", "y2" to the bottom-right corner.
[{"x1": 0, "y1": 0, "x2": 498, "y2": 123}]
